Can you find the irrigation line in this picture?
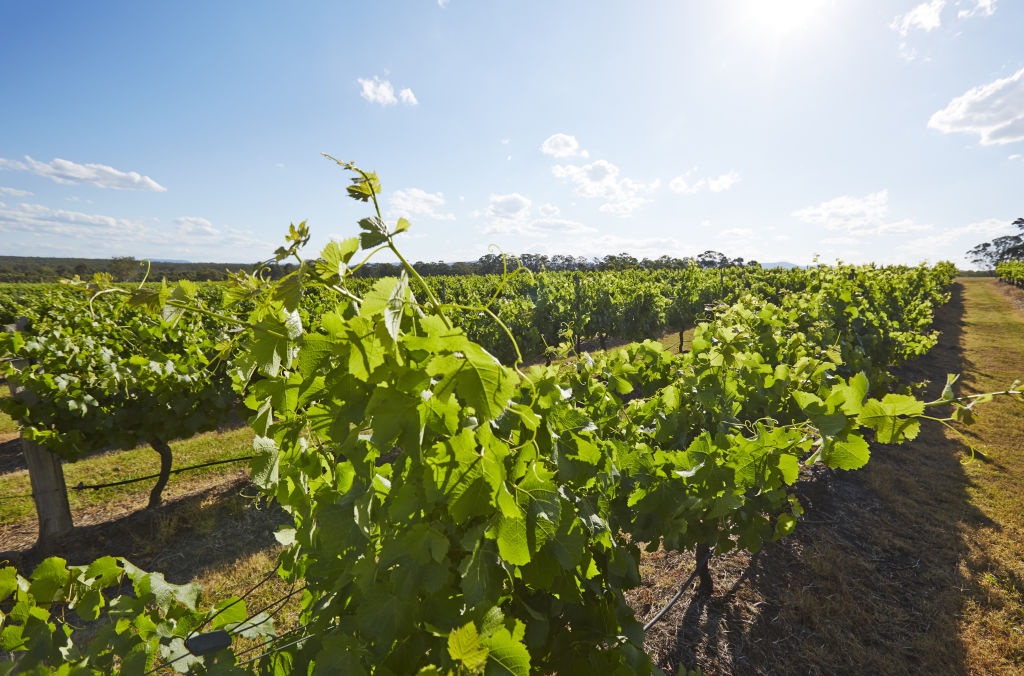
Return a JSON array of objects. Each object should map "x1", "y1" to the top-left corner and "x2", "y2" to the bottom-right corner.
[
  {"x1": 188, "y1": 567, "x2": 280, "y2": 639},
  {"x1": 0, "y1": 455, "x2": 253, "y2": 502},
  {"x1": 227, "y1": 584, "x2": 306, "y2": 638},
  {"x1": 232, "y1": 624, "x2": 338, "y2": 670},
  {"x1": 71, "y1": 455, "x2": 254, "y2": 491},
  {"x1": 642, "y1": 549, "x2": 715, "y2": 632},
  {"x1": 225, "y1": 618, "x2": 319, "y2": 665}
]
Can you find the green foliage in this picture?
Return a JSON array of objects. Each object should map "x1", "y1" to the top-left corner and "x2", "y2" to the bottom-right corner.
[
  {"x1": 2, "y1": 162, "x2": 1011, "y2": 675},
  {"x1": 996, "y1": 260, "x2": 1024, "y2": 286},
  {"x1": 0, "y1": 284, "x2": 235, "y2": 461},
  {"x1": 0, "y1": 556, "x2": 272, "y2": 675}
]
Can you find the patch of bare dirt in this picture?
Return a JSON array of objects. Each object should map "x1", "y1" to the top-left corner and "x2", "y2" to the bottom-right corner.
[{"x1": 630, "y1": 283, "x2": 984, "y2": 675}]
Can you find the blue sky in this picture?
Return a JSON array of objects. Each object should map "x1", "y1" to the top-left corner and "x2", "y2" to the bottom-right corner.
[{"x1": 0, "y1": 1, "x2": 1021, "y2": 267}]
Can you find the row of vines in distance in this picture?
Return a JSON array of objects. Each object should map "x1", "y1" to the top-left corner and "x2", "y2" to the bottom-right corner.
[{"x1": 1, "y1": 161, "x2": 1018, "y2": 675}]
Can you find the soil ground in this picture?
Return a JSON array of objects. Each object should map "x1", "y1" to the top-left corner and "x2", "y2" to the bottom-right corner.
[
  {"x1": 630, "y1": 278, "x2": 1024, "y2": 675},
  {"x1": 1, "y1": 278, "x2": 1022, "y2": 674}
]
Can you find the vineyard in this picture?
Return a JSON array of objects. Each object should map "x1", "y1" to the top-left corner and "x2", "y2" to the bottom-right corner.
[
  {"x1": 1, "y1": 165, "x2": 1022, "y2": 674},
  {"x1": 997, "y1": 260, "x2": 1024, "y2": 287}
]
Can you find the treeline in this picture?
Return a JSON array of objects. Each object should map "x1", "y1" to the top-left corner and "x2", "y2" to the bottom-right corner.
[
  {"x1": 362, "y1": 250, "x2": 757, "y2": 278},
  {"x1": 0, "y1": 255, "x2": 284, "y2": 283},
  {"x1": 0, "y1": 250, "x2": 757, "y2": 283}
]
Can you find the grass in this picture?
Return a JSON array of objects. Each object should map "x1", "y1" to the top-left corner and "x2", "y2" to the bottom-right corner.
[
  {"x1": 630, "y1": 278, "x2": 1024, "y2": 675},
  {"x1": 0, "y1": 425, "x2": 255, "y2": 531},
  {"x1": 2, "y1": 282, "x2": 1020, "y2": 673},
  {"x1": 948, "y1": 278, "x2": 1024, "y2": 672}
]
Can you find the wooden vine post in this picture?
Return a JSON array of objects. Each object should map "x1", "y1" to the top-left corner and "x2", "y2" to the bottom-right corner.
[{"x1": 4, "y1": 320, "x2": 73, "y2": 549}]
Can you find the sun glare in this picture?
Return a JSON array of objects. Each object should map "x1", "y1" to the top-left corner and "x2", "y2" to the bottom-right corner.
[{"x1": 741, "y1": 0, "x2": 829, "y2": 38}]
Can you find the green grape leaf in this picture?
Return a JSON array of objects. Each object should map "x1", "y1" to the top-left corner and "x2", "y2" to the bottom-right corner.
[
  {"x1": 496, "y1": 514, "x2": 530, "y2": 566},
  {"x1": 820, "y1": 432, "x2": 870, "y2": 470},
  {"x1": 251, "y1": 436, "x2": 280, "y2": 489},
  {"x1": 210, "y1": 596, "x2": 248, "y2": 630},
  {"x1": 28, "y1": 557, "x2": 69, "y2": 604},
  {"x1": 857, "y1": 394, "x2": 924, "y2": 443},
  {"x1": 482, "y1": 622, "x2": 530, "y2": 676},
  {"x1": 448, "y1": 622, "x2": 490, "y2": 672}
]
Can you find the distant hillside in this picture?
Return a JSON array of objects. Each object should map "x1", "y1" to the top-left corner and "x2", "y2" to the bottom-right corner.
[{"x1": 760, "y1": 261, "x2": 803, "y2": 269}]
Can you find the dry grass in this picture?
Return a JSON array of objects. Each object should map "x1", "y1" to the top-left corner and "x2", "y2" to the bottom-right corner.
[
  {"x1": 630, "y1": 278, "x2": 1024, "y2": 675},
  {"x1": 0, "y1": 425, "x2": 254, "y2": 535},
  {"x1": 3, "y1": 281, "x2": 1021, "y2": 673}
]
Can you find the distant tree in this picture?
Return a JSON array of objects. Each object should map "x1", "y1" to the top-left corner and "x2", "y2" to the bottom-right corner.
[
  {"x1": 108, "y1": 256, "x2": 138, "y2": 282},
  {"x1": 696, "y1": 250, "x2": 729, "y2": 269},
  {"x1": 967, "y1": 217, "x2": 1024, "y2": 268}
]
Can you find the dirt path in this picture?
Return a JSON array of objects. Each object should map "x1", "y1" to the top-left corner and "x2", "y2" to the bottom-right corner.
[{"x1": 632, "y1": 278, "x2": 1024, "y2": 675}]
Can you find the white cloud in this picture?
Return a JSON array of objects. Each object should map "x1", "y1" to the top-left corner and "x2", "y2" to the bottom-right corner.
[
  {"x1": 0, "y1": 187, "x2": 31, "y2": 197},
  {"x1": 0, "y1": 202, "x2": 145, "y2": 241},
  {"x1": 952, "y1": 217, "x2": 1016, "y2": 239},
  {"x1": 958, "y1": 0, "x2": 996, "y2": 19},
  {"x1": 357, "y1": 76, "x2": 418, "y2": 107},
  {"x1": 890, "y1": 0, "x2": 945, "y2": 37},
  {"x1": 718, "y1": 227, "x2": 754, "y2": 239},
  {"x1": 928, "y1": 67, "x2": 1024, "y2": 145},
  {"x1": 438, "y1": 0, "x2": 449, "y2": 7},
  {"x1": 540, "y1": 133, "x2": 589, "y2": 159},
  {"x1": 552, "y1": 159, "x2": 658, "y2": 216},
  {"x1": 820, "y1": 236, "x2": 859, "y2": 247},
  {"x1": 358, "y1": 76, "x2": 396, "y2": 105},
  {"x1": 0, "y1": 158, "x2": 28, "y2": 171},
  {"x1": 399, "y1": 88, "x2": 418, "y2": 106},
  {"x1": 793, "y1": 190, "x2": 933, "y2": 235},
  {"x1": 484, "y1": 193, "x2": 531, "y2": 221},
  {"x1": 669, "y1": 169, "x2": 741, "y2": 194},
  {"x1": 897, "y1": 41, "x2": 919, "y2": 61},
  {"x1": 477, "y1": 193, "x2": 594, "y2": 237},
  {"x1": 708, "y1": 171, "x2": 742, "y2": 192},
  {"x1": 1009, "y1": 153, "x2": 1022, "y2": 161},
  {"x1": 0, "y1": 201, "x2": 272, "y2": 258},
  {"x1": 389, "y1": 187, "x2": 455, "y2": 221},
  {"x1": 174, "y1": 216, "x2": 219, "y2": 236},
  {"x1": 526, "y1": 234, "x2": 684, "y2": 260},
  {"x1": 0, "y1": 155, "x2": 166, "y2": 191}
]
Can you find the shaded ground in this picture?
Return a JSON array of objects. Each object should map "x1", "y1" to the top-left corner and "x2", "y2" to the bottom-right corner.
[
  {"x1": 630, "y1": 279, "x2": 1024, "y2": 675},
  {"x1": 2, "y1": 280, "x2": 1021, "y2": 674}
]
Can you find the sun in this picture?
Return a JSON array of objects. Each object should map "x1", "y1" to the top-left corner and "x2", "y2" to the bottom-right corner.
[{"x1": 740, "y1": 0, "x2": 829, "y2": 38}]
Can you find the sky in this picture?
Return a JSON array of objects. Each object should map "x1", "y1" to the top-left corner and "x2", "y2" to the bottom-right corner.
[{"x1": 0, "y1": 1, "x2": 1021, "y2": 268}]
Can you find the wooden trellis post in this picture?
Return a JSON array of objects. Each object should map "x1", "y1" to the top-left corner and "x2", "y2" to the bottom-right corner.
[{"x1": 4, "y1": 319, "x2": 73, "y2": 549}]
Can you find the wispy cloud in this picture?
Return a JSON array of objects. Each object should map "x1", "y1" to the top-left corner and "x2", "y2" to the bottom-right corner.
[
  {"x1": 551, "y1": 159, "x2": 658, "y2": 216},
  {"x1": 477, "y1": 193, "x2": 595, "y2": 237},
  {"x1": 0, "y1": 156, "x2": 166, "y2": 191},
  {"x1": 793, "y1": 190, "x2": 932, "y2": 235},
  {"x1": 670, "y1": 169, "x2": 741, "y2": 195},
  {"x1": 358, "y1": 76, "x2": 418, "y2": 106},
  {"x1": 958, "y1": 0, "x2": 996, "y2": 19},
  {"x1": 0, "y1": 186, "x2": 31, "y2": 197},
  {"x1": 399, "y1": 88, "x2": 418, "y2": 105},
  {"x1": 540, "y1": 133, "x2": 589, "y2": 159},
  {"x1": 0, "y1": 201, "x2": 271, "y2": 258},
  {"x1": 389, "y1": 187, "x2": 454, "y2": 221},
  {"x1": 928, "y1": 67, "x2": 1024, "y2": 145},
  {"x1": 890, "y1": 0, "x2": 945, "y2": 37}
]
